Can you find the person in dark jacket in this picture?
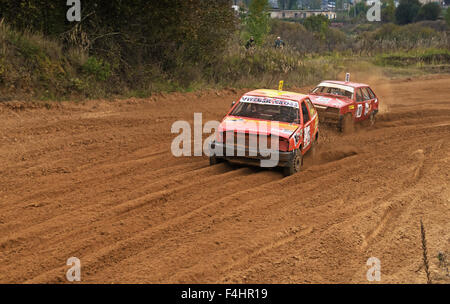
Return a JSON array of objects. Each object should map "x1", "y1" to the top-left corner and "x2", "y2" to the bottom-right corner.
[
  {"x1": 274, "y1": 36, "x2": 285, "y2": 49},
  {"x1": 245, "y1": 36, "x2": 256, "y2": 49}
]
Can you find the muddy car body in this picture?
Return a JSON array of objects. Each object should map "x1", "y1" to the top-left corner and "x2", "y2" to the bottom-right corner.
[
  {"x1": 209, "y1": 89, "x2": 319, "y2": 176},
  {"x1": 308, "y1": 81, "x2": 379, "y2": 131}
]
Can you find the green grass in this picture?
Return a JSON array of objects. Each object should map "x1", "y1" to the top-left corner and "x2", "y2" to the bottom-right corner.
[{"x1": 374, "y1": 49, "x2": 450, "y2": 67}]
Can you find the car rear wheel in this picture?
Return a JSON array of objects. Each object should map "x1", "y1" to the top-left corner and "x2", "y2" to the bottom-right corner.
[
  {"x1": 310, "y1": 133, "x2": 318, "y2": 158},
  {"x1": 369, "y1": 112, "x2": 376, "y2": 126},
  {"x1": 340, "y1": 113, "x2": 354, "y2": 133},
  {"x1": 283, "y1": 149, "x2": 303, "y2": 177}
]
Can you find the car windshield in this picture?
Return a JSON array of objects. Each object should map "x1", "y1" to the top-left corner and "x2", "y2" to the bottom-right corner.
[
  {"x1": 230, "y1": 100, "x2": 300, "y2": 124},
  {"x1": 312, "y1": 85, "x2": 353, "y2": 99}
]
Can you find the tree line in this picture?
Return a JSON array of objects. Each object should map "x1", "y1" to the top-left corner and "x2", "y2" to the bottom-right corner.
[{"x1": 0, "y1": 0, "x2": 237, "y2": 82}]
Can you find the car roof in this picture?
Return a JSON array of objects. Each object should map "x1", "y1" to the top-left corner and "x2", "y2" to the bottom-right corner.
[
  {"x1": 321, "y1": 80, "x2": 369, "y2": 88},
  {"x1": 244, "y1": 89, "x2": 307, "y2": 102}
]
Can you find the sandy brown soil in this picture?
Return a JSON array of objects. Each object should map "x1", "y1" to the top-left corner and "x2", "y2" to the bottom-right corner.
[{"x1": 0, "y1": 74, "x2": 449, "y2": 283}]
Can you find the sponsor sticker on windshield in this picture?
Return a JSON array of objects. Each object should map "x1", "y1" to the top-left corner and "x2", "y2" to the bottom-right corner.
[{"x1": 240, "y1": 96, "x2": 299, "y2": 109}]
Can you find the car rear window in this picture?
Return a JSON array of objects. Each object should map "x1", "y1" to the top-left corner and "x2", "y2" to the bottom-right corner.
[
  {"x1": 305, "y1": 99, "x2": 316, "y2": 117},
  {"x1": 313, "y1": 86, "x2": 353, "y2": 99},
  {"x1": 301, "y1": 102, "x2": 310, "y2": 122},
  {"x1": 361, "y1": 88, "x2": 371, "y2": 101},
  {"x1": 367, "y1": 87, "x2": 375, "y2": 99},
  {"x1": 356, "y1": 89, "x2": 364, "y2": 102}
]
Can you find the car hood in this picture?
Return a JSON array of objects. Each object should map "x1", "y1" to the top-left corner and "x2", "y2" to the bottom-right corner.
[
  {"x1": 219, "y1": 116, "x2": 299, "y2": 139},
  {"x1": 309, "y1": 94, "x2": 352, "y2": 108}
]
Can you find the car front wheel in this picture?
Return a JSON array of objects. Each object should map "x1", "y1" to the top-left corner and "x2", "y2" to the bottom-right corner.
[
  {"x1": 283, "y1": 149, "x2": 303, "y2": 177},
  {"x1": 209, "y1": 155, "x2": 223, "y2": 165}
]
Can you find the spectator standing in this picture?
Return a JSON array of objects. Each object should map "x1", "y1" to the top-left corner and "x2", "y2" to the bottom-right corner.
[
  {"x1": 274, "y1": 36, "x2": 285, "y2": 49},
  {"x1": 245, "y1": 36, "x2": 256, "y2": 49}
]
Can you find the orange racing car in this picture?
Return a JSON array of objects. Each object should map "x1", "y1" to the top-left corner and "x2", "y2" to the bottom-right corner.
[{"x1": 209, "y1": 89, "x2": 319, "y2": 176}]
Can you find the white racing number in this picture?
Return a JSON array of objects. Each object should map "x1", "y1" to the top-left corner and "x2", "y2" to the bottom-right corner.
[
  {"x1": 303, "y1": 126, "x2": 311, "y2": 148},
  {"x1": 356, "y1": 104, "x2": 363, "y2": 118},
  {"x1": 364, "y1": 102, "x2": 370, "y2": 116}
]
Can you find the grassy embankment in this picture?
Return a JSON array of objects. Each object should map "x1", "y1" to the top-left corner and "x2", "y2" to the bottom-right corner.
[{"x1": 0, "y1": 19, "x2": 449, "y2": 101}]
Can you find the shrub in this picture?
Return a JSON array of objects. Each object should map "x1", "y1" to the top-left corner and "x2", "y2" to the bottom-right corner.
[
  {"x1": 395, "y1": 0, "x2": 421, "y2": 25},
  {"x1": 270, "y1": 19, "x2": 349, "y2": 53},
  {"x1": 381, "y1": 0, "x2": 396, "y2": 23},
  {"x1": 303, "y1": 15, "x2": 330, "y2": 36},
  {"x1": 415, "y1": 3, "x2": 441, "y2": 22},
  {"x1": 244, "y1": 0, "x2": 271, "y2": 45},
  {"x1": 209, "y1": 46, "x2": 342, "y2": 89},
  {"x1": 82, "y1": 57, "x2": 111, "y2": 81},
  {"x1": 446, "y1": 8, "x2": 450, "y2": 27},
  {"x1": 349, "y1": 2, "x2": 369, "y2": 21},
  {"x1": 270, "y1": 20, "x2": 318, "y2": 53},
  {"x1": 0, "y1": 19, "x2": 77, "y2": 99},
  {"x1": 356, "y1": 22, "x2": 448, "y2": 54}
]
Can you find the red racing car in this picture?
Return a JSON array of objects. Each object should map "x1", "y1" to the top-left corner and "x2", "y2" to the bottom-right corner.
[
  {"x1": 308, "y1": 79, "x2": 379, "y2": 132},
  {"x1": 209, "y1": 89, "x2": 319, "y2": 176}
]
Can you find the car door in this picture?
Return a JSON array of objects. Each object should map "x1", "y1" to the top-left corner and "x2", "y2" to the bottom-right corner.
[
  {"x1": 361, "y1": 87, "x2": 374, "y2": 119},
  {"x1": 305, "y1": 98, "x2": 318, "y2": 141},
  {"x1": 354, "y1": 88, "x2": 366, "y2": 122},
  {"x1": 300, "y1": 100, "x2": 312, "y2": 153}
]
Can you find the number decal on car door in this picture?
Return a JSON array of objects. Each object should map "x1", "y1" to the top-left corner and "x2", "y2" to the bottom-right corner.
[
  {"x1": 303, "y1": 125, "x2": 311, "y2": 147},
  {"x1": 356, "y1": 104, "x2": 363, "y2": 118},
  {"x1": 364, "y1": 102, "x2": 370, "y2": 116}
]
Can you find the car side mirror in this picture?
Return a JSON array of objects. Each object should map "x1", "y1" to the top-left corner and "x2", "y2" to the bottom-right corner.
[{"x1": 231, "y1": 101, "x2": 236, "y2": 107}]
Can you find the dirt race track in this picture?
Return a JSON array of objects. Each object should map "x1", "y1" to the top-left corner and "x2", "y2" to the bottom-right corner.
[{"x1": 0, "y1": 74, "x2": 449, "y2": 283}]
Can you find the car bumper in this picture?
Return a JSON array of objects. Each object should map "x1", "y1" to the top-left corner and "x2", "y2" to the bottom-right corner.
[
  {"x1": 314, "y1": 106, "x2": 342, "y2": 125},
  {"x1": 316, "y1": 108, "x2": 379, "y2": 127},
  {"x1": 209, "y1": 141, "x2": 293, "y2": 167}
]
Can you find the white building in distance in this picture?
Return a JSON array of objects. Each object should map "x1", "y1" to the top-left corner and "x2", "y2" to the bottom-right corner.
[{"x1": 270, "y1": 9, "x2": 337, "y2": 20}]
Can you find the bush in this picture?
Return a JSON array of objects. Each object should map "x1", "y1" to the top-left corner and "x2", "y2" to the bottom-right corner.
[
  {"x1": 355, "y1": 22, "x2": 448, "y2": 54},
  {"x1": 0, "y1": 20, "x2": 77, "y2": 99},
  {"x1": 270, "y1": 19, "x2": 350, "y2": 53},
  {"x1": 243, "y1": 0, "x2": 271, "y2": 45},
  {"x1": 395, "y1": 0, "x2": 421, "y2": 25},
  {"x1": 303, "y1": 15, "x2": 330, "y2": 36},
  {"x1": 381, "y1": 0, "x2": 396, "y2": 23},
  {"x1": 349, "y1": 2, "x2": 370, "y2": 22},
  {"x1": 1, "y1": 1, "x2": 238, "y2": 91},
  {"x1": 415, "y1": 3, "x2": 441, "y2": 22},
  {"x1": 270, "y1": 20, "x2": 317, "y2": 53},
  {"x1": 82, "y1": 57, "x2": 111, "y2": 81},
  {"x1": 444, "y1": 7, "x2": 450, "y2": 26},
  {"x1": 209, "y1": 46, "x2": 342, "y2": 88}
]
